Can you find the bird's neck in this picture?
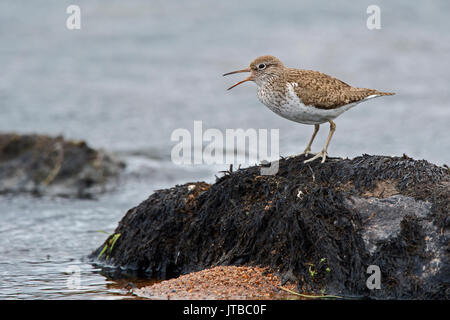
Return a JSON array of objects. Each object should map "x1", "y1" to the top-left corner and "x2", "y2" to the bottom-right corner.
[{"x1": 255, "y1": 71, "x2": 286, "y2": 93}]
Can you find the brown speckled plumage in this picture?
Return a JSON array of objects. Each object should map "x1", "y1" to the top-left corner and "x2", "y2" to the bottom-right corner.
[
  {"x1": 286, "y1": 68, "x2": 394, "y2": 109},
  {"x1": 247, "y1": 55, "x2": 395, "y2": 110},
  {"x1": 224, "y1": 55, "x2": 395, "y2": 163}
]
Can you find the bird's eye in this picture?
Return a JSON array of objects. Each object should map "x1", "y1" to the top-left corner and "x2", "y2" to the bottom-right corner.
[{"x1": 258, "y1": 63, "x2": 266, "y2": 70}]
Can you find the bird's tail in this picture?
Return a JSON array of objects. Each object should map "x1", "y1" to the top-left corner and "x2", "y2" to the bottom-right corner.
[{"x1": 375, "y1": 91, "x2": 395, "y2": 96}]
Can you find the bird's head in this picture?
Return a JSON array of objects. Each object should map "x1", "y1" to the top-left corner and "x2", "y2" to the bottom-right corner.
[{"x1": 223, "y1": 55, "x2": 285, "y2": 90}]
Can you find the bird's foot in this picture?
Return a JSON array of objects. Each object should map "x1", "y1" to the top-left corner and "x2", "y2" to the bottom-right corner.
[
  {"x1": 286, "y1": 150, "x2": 317, "y2": 160},
  {"x1": 304, "y1": 150, "x2": 327, "y2": 164},
  {"x1": 299, "y1": 148, "x2": 317, "y2": 158}
]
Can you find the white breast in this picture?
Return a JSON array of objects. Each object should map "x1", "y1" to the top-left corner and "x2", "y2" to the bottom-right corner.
[{"x1": 258, "y1": 82, "x2": 362, "y2": 125}]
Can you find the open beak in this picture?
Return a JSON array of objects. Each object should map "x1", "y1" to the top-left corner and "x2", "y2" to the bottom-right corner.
[{"x1": 223, "y1": 68, "x2": 253, "y2": 90}]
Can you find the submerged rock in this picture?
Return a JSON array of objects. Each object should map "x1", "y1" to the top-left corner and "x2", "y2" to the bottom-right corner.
[
  {"x1": 91, "y1": 154, "x2": 449, "y2": 299},
  {"x1": 0, "y1": 133, "x2": 124, "y2": 198}
]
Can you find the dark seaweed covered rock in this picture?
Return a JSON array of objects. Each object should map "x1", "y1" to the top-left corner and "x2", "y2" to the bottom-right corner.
[
  {"x1": 0, "y1": 133, "x2": 124, "y2": 198},
  {"x1": 91, "y1": 154, "x2": 449, "y2": 299}
]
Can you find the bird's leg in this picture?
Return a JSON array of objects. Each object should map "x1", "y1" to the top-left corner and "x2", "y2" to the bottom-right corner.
[
  {"x1": 304, "y1": 120, "x2": 336, "y2": 164},
  {"x1": 300, "y1": 124, "x2": 320, "y2": 157}
]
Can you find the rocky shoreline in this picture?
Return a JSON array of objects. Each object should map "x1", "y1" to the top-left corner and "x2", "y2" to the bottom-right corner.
[
  {"x1": 132, "y1": 266, "x2": 298, "y2": 300},
  {"x1": 0, "y1": 133, "x2": 124, "y2": 198},
  {"x1": 91, "y1": 154, "x2": 449, "y2": 299}
]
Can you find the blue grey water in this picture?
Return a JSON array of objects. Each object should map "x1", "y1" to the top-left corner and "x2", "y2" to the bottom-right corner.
[{"x1": 0, "y1": 0, "x2": 449, "y2": 299}]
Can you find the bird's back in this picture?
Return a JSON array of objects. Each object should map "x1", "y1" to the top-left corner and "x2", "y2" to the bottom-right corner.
[{"x1": 286, "y1": 68, "x2": 395, "y2": 109}]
